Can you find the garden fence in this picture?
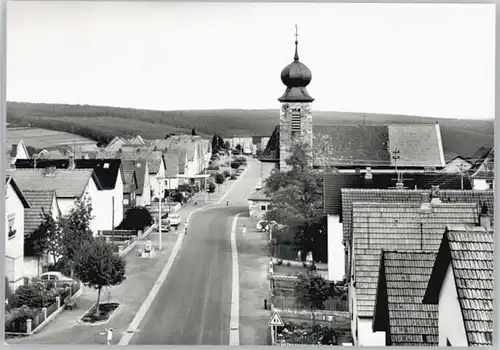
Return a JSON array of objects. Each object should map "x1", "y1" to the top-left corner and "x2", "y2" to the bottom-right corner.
[{"x1": 272, "y1": 296, "x2": 348, "y2": 312}]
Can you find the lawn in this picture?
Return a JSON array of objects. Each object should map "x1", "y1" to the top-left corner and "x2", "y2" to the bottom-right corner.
[{"x1": 7, "y1": 126, "x2": 96, "y2": 149}]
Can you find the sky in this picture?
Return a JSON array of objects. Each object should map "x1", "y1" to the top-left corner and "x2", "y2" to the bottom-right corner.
[{"x1": 6, "y1": 2, "x2": 496, "y2": 119}]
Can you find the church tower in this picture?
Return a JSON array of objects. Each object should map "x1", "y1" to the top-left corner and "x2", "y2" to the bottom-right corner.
[{"x1": 278, "y1": 25, "x2": 314, "y2": 171}]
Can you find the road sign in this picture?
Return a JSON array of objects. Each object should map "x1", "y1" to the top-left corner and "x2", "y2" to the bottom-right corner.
[{"x1": 268, "y1": 311, "x2": 284, "y2": 327}]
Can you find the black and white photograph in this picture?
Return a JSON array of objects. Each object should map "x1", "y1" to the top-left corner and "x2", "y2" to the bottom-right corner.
[{"x1": 2, "y1": 1, "x2": 495, "y2": 347}]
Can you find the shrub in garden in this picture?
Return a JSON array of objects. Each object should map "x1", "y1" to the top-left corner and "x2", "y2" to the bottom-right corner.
[
  {"x1": 230, "y1": 161, "x2": 241, "y2": 169},
  {"x1": 230, "y1": 174, "x2": 237, "y2": 180},
  {"x1": 5, "y1": 305, "x2": 37, "y2": 332},
  {"x1": 11, "y1": 284, "x2": 44, "y2": 309},
  {"x1": 207, "y1": 182, "x2": 216, "y2": 193},
  {"x1": 214, "y1": 173, "x2": 225, "y2": 186},
  {"x1": 178, "y1": 184, "x2": 194, "y2": 193},
  {"x1": 207, "y1": 165, "x2": 220, "y2": 171},
  {"x1": 223, "y1": 170, "x2": 230, "y2": 178},
  {"x1": 117, "y1": 206, "x2": 153, "y2": 232}
]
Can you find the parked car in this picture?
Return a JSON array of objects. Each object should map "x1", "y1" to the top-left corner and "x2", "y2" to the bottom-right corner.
[
  {"x1": 159, "y1": 219, "x2": 171, "y2": 232},
  {"x1": 166, "y1": 213, "x2": 181, "y2": 226},
  {"x1": 39, "y1": 272, "x2": 75, "y2": 287}
]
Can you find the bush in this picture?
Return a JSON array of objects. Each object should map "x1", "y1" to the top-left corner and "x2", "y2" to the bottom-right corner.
[
  {"x1": 178, "y1": 184, "x2": 194, "y2": 193},
  {"x1": 11, "y1": 284, "x2": 44, "y2": 309},
  {"x1": 207, "y1": 165, "x2": 220, "y2": 171},
  {"x1": 223, "y1": 170, "x2": 230, "y2": 178},
  {"x1": 5, "y1": 305, "x2": 38, "y2": 332},
  {"x1": 117, "y1": 206, "x2": 153, "y2": 232},
  {"x1": 214, "y1": 173, "x2": 225, "y2": 185},
  {"x1": 230, "y1": 174, "x2": 237, "y2": 180},
  {"x1": 207, "y1": 182, "x2": 216, "y2": 193},
  {"x1": 230, "y1": 161, "x2": 241, "y2": 169}
]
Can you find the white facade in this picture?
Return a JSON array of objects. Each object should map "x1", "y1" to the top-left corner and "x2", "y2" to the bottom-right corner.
[
  {"x1": 15, "y1": 140, "x2": 30, "y2": 160},
  {"x1": 5, "y1": 181, "x2": 27, "y2": 290},
  {"x1": 327, "y1": 214, "x2": 345, "y2": 282},
  {"x1": 97, "y1": 172, "x2": 124, "y2": 230},
  {"x1": 473, "y1": 178, "x2": 494, "y2": 191},
  {"x1": 150, "y1": 158, "x2": 166, "y2": 200},
  {"x1": 437, "y1": 264, "x2": 468, "y2": 346}
]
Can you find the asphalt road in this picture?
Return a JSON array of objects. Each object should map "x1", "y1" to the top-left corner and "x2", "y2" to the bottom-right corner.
[{"x1": 130, "y1": 158, "x2": 266, "y2": 345}]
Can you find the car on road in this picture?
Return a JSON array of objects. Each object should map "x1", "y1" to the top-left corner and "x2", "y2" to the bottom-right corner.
[
  {"x1": 39, "y1": 272, "x2": 75, "y2": 287},
  {"x1": 166, "y1": 213, "x2": 181, "y2": 226},
  {"x1": 256, "y1": 220, "x2": 286, "y2": 232},
  {"x1": 159, "y1": 219, "x2": 171, "y2": 232}
]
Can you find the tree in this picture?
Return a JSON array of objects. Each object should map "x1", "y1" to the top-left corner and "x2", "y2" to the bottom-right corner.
[
  {"x1": 214, "y1": 173, "x2": 225, "y2": 190},
  {"x1": 74, "y1": 239, "x2": 126, "y2": 317},
  {"x1": 117, "y1": 206, "x2": 153, "y2": 232},
  {"x1": 59, "y1": 195, "x2": 94, "y2": 276},
  {"x1": 24, "y1": 209, "x2": 63, "y2": 267},
  {"x1": 191, "y1": 128, "x2": 196, "y2": 136},
  {"x1": 223, "y1": 141, "x2": 230, "y2": 149},
  {"x1": 294, "y1": 274, "x2": 331, "y2": 322},
  {"x1": 264, "y1": 143, "x2": 326, "y2": 260},
  {"x1": 235, "y1": 144, "x2": 242, "y2": 153},
  {"x1": 212, "y1": 134, "x2": 220, "y2": 153}
]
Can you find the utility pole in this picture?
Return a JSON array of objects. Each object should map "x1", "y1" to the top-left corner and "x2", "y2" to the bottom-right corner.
[
  {"x1": 457, "y1": 163, "x2": 468, "y2": 190},
  {"x1": 392, "y1": 148, "x2": 402, "y2": 184},
  {"x1": 111, "y1": 196, "x2": 115, "y2": 244},
  {"x1": 158, "y1": 178, "x2": 162, "y2": 250}
]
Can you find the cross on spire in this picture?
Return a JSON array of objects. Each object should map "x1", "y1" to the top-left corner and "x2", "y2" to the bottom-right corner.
[{"x1": 294, "y1": 24, "x2": 300, "y2": 61}]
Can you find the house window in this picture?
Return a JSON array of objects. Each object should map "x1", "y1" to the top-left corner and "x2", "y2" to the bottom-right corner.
[
  {"x1": 486, "y1": 179, "x2": 493, "y2": 189},
  {"x1": 123, "y1": 198, "x2": 130, "y2": 205},
  {"x1": 291, "y1": 108, "x2": 301, "y2": 139},
  {"x1": 261, "y1": 205, "x2": 267, "y2": 211},
  {"x1": 8, "y1": 216, "x2": 16, "y2": 239}
]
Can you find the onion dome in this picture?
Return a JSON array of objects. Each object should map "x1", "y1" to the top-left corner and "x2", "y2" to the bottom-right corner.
[{"x1": 278, "y1": 26, "x2": 314, "y2": 103}]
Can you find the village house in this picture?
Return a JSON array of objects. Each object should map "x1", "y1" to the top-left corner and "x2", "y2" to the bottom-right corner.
[
  {"x1": 346, "y1": 193, "x2": 493, "y2": 346},
  {"x1": 7, "y1": 140, "x2": 30, "y2": 167},
  {"x1": 470, "y1": 148, "x2": 494, "y2": 190},
  {"x1": 15, "y1": 157, "x2": 125, "y2": 229},
  {"x1": 443, "y1": 152, "x2": 473, "y2": 174},
  {"x1": 9, "y1": 168, "x2": 105, "y2": 236},
  {"x1": 322, "y1": 173, "x2": 476, "y2": 283},
  {"x1": 22, "y1": 190, "x2": 61, "y2": 276},
  {"x1": 121, "y1": 160, "x2": 139, "y2": 209},
  {"x1": 5, "y1": 175, "x2": 31, "y2": 291},
  {"x1": 422, "y1": 225, "x2": 493, "y2": 347},
  {"x1": 372, "y1": 250, "x2": 439, "y2": 346},
  {"x1": 247, "y1": 187, "x2": 271, "y2": 220},
  {"x1": 165, "y1": 149, "x2": 188, "y2": 186},
  {"x1": 104, "y1": 136, "x2": 129, "y2": 152},
  {"x1": 121, "y1": 159, "x2": 150, "y2": 206},
  {"x1": 162, "y1": 153, "x2": 180, "y2": 191}
]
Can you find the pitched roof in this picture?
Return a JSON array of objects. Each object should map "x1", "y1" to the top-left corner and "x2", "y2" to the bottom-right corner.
[
  {"x1": 15, "y1": 159, "x2": 123, "y2": 190},
  {"x1": 163, "y1": 153, "x2": 180, "y2": 177},
  {"x1": 248, "y1": 187, "x2": 270, "y2": 201},
  {"x1": 469, "y1": 146, "x2": 492, "y2": 167},
  {"x1": 262, "y1": 123, "x2": 445, "y2": 168},
  {"x1": 10, "y1": 168, "x2": 102, "y2": 198},
  {"x1": 122, "y1": 169, "x2": 138, "y2": 194},
  {"x1": 472, "y1": 148, "x2": 494, "y2": 179},
  {"x1": 352, "y1": 201, "x2": 480, "y2": 318},
  {"x1": 151, "y1": 136, "x2": 200, "y2": 160},
  {"x1": 373, "y1": 251, "x2": 438, "y2": 346},
  {"x1": 423, "y1": 226, "x2": 493, "y2": 346},
  {"x1": 5, "y1": 175, "x2": 31, "y2": 208},
  {"x1": 121, "y1": 160, "x2": 147, "y2": 195},
  {"x1": 323, "y1": 172, "x2": 473, "y2": 216},
  {"x1": 340, "y1": 189, "x2": 494, "y2": 244},
  {"x1": 120, "y1": 150, "x2": 164, "y2": 174},
  {"x1": 165, "y1": 149, "x2": 187, "y2": 175},
  {"x1": 23, "y1": 190, "x2": 58, "y2": 236}
]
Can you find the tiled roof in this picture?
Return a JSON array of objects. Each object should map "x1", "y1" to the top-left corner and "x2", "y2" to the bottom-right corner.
[
  {"x1": 352, "y1": 202, "x2": 480, "y2": 318},
  {"x1": 323, "y1": 172, "x2": 473, "y2": 216},
  {"x1": 150, "y1": 136, "x2": 200, "y2": 160},
  {"x1": 10, "y1": 168, "x2": 100, "y2": 198},
  {"x1": 423, "y1": 226, "x2": 493, "y2": 346},
  {"x1": 23, "y1": 190, "x2": 57, "y2": 236},
  {"x1": 120, "y1": 160, "x2": 147, "y2": 195},
  {"x1": 16, "y1": 159, "x2": 122, "y2": 190},
  {"x1": 260, "y1": 125, "x2": 280, "y2": 162},
  {"x1": 341, "y1": 189, "x2": 494, "y2": 244},
  {"x1": 163, "y1": 153, "x2": 180, "y2": 177},
  {"x1": 122, "y1": 170, "x2": 138, "y2": 194},
  {"x1": 120, "y1": 150, "x2": 163, "y2": 174},
  {"x1": 373, "y1": 251, "x2": 438, "y2": 346},
  {"x1": 248, "y1": 187, "x2": 270, "y2": 201},
  {"x1": 262, "y1": 123, "x2": 444, "y2": 168},
  {"x1": 165, "y1": 149, "x2": 187, "y2": 175},
  {"x1": 469, "y1": 146, "x2": 492, "y2": 168}
]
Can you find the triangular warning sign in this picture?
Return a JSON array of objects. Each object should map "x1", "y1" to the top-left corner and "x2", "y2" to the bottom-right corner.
[{"x1": 268, "y1": 311, "x2": 284, "y2": 327}]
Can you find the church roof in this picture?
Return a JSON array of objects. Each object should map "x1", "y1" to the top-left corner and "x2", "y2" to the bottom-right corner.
[{"x1": 262, "y1": 123, "x2": 445, "y2": 169}]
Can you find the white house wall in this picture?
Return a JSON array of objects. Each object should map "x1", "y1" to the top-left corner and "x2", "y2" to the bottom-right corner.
[
  {"x1": 5, "y1": 182, "x2": 26, "y2": 290},
  {"x1": 444, "y1": 158, "x2": 472, "y2": 173},
  {"x1": 327, "y1": 214, "x2": 345, "y2": 282},
  {"x1": 248, "y1": 200, "x2": 269, "y2": 220},
  {"x1": 473, "y1": 179, "x2": 493, "y2": 191},
  {"x1": 438, "y1": 264, "x2": 468, "y2": 346},
  {"x1": 358, "y1": 318, "x2": 385, "y2": 346},
  {"x1": 114, "y1": 172, "x2": 124, "y2": 226}
]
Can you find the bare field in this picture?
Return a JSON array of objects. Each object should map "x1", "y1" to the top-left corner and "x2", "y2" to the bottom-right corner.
[{"x1": 7, "y1": 127, "x2": 97, "y2": 149}]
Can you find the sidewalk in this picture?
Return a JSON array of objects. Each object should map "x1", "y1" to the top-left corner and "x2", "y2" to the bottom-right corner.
[
  {"x1": 236, "y1": 213, "x2": 271, "y2": 345},
  {"x1": 6, "y1": 190, "x2": 229, "y2": 345}
]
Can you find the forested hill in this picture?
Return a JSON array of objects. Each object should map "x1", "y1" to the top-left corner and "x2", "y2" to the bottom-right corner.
[{"x1": 6, "y1": 101, "x2": 494, "y2": 156}]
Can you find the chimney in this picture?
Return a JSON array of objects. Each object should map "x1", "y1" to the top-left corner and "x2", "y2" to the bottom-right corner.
[
  {"x1": 479, "y1": 215, "x2": 492, "y2": 232},
  {"x1": 69, "y1": 154, "x2": 75, "y2": 170},
  {"x1": 420, "y1": 192, "x2": 432, "y2": 212}
]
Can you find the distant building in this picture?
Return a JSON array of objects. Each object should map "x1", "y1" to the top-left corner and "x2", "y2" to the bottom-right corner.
[
  {"x1": 443, "y1": 152, "x2": 472, "y2": 174},
  {"x1": 247, "y1": 187, "x2": 271, "y2": 220},
  {"x1": 471, "y1": 148, "x2": 494, "y2": 190}
]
